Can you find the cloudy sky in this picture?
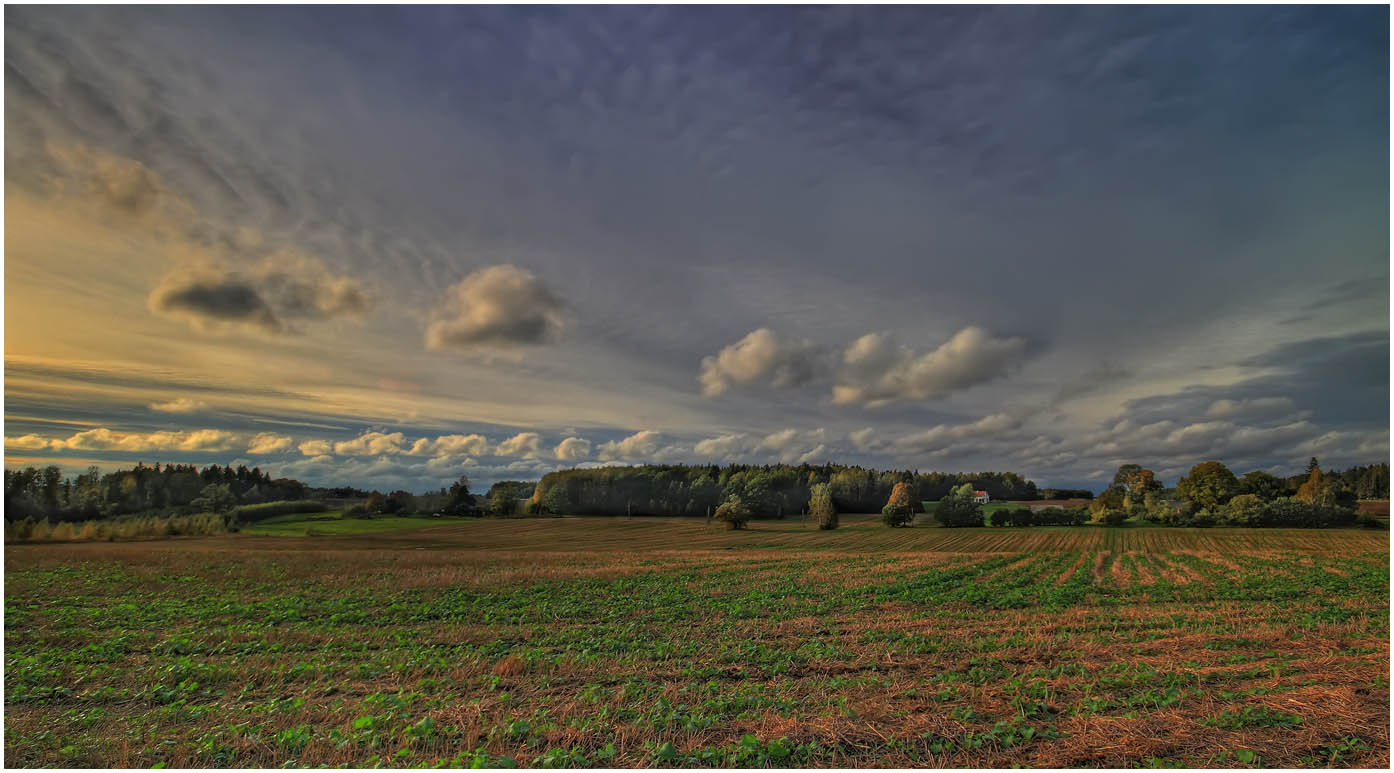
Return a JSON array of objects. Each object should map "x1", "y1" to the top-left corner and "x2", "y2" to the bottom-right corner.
[{"x1": 4, "y1": 6, "x2": 1388, "y2": 492}]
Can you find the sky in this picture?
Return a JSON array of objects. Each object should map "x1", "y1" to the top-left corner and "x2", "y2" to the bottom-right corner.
[{"x1": 4, "y1": 5, "x2": 1389, "y2": 492}]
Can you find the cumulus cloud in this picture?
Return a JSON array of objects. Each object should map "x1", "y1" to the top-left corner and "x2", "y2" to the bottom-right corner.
[
  {"x1": 1052, "y1": 363, "x2": 1132, "y2": 406},
  {"x1": 49, "y1": 427, "x2": 241, "y2": 453},
  {"x1": 699, "y1": 328, "x2": 824, "y2": 397},
  {"x1": 246, "y1": 432, "x2": 294, "y2": 454},
  {"x1": 333, "y1": 431, "x2": 406, "y2": 456},
  {"x1": 597, "y1": 430, "x2": 663, "y2": 461},
  {"x1": 5, "y1": 434, "x2": 54, "y2": 451},
  {"x1": 408, "y1": 433, "x2": 489, "y2": 457},
  {"x1": 148, "y1": 255, "x2": 370, "y2": 335},
  {"x1": 893, "y1": 412, "x2": 1024, "y2": 457},
  {"x1": 425, "y1": 454, "x2": 479, "y2": 474},
  {"x1": 759, "y1": 427, "x2": 830, "y2": 463},
  {"x1": 425, "y1": 265, "x2": 566, "y2": 351},
  {"x1": 848, "y1": 427, "x2": 883, "y2": 454},
  {"x1": 298, "y1": 439, "x2": 333, "y2": 456},
  {"x1": 692, "y1": 428, "x2": 829, "y2": 463},
  {"x1": 495, "y1": 431, "x2": 543, "y2": 458},
  {"x1": 1297, "y1": 428, "x2": 1390, "y2": 463},
  {"x1": 1009, "y1": 409, "x2": 1362, "y2": 484},
  {"x1": 1204, "y1": 397, "x2": 1297, "y2": 420},
  {"x1": 833, "y1": 327, "x2": 1027, "y2": 407},
  {"x1": 277, "y1": 454, "x2": 416, "y2": 485},
  {"x1": 554, "y1": 436, "x2": 592, "y2": 461},
  {"x1": 148, "y1": 397, "x2": 209, "y2": 414},
  {"x1": 693, "y1": 433, "x2": 757, "y2": 459}
]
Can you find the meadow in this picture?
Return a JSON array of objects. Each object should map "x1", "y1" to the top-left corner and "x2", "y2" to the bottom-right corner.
[{"x1": 4, "y1": 516, "x2": 1388, "y2": 768}]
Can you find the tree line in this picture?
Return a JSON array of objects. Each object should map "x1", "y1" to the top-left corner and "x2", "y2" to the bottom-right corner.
[
  {"x1": 529, "y1": 464, "x2": 1040, "y2": 518},
  {"x1": 1, "y1": 461, "x2": 541, "y2": 526},
  {"x1": 708, "y1": 458, "x2": 1386, "y2": 531},
  {"x1": 3, "y1": 463, "x2": 310, "y2": 522}
]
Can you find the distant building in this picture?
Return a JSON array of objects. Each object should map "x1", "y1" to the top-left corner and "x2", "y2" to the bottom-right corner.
[{"x1": 973, "y1": 490, "x2": 990, "y2": 504}]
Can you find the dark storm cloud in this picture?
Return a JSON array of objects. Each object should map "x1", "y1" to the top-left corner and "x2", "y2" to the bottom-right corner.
[
  {"x1": 150, "y1": 275, "x2": 280, "y2": 332},
  {"x1": 1094, "y1": 331, "x2": 1388, "y2": 468},
  {"x1": 148, "y1": 260, "x2": 371, "y2": 336},
  {"x1": 1236, "y1": 331, "x2": 1390, "y2": 426}
]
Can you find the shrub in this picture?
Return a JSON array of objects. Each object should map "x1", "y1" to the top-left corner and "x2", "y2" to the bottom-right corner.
[
  {"x1": 344, "y1": 504, "x2": 372, "y2": 519},
  {"x1": 1357, "y1": 515, "x2": 1389, "y2": 530},
  {"x1": 1095, "y1": 509, "x2": 1129, "y2": 526},
  {"x1": 881, "y1": 504, "x2": 914, "y2": 528},
  {"x1": 935, "y1": 495, "x2": 983, "y2": 528},
  {"x1": 1221, "y1": 493, "x2": 1267, "y2": 527},
  {"x1": 1264, "y1": 498, "x2": 1356, "y2": 528},
  {"x1": 809, "y1": 483, "x2": 838, "y2": 530},
  {"x1": 988, "y1": 507, "x2": 1035, "y2": 527},
  {"x1": 715, "y1": 496, "x2": 752, "y2": 530},
  {"x1": 1031, "y1": 506, "x2": 1089, "y2": 526}
]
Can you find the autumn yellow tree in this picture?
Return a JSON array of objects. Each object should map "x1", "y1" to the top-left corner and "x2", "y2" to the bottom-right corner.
[
  {"x1": 1295, "y1": 463, "x2": 1338, "y2": 507},
  {"x1": 882, "y1": 481, "x2": 917, "y2": 527}
]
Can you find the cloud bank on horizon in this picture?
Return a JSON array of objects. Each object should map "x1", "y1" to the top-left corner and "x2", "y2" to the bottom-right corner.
[{"x1": 4, "y1": 5, "x2": 1388, "y2": 491}]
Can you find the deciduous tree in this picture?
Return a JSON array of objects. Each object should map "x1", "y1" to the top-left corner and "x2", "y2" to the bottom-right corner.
[{"x1": 1176, "y1": 461, "x2": 1240, "y2": 511}]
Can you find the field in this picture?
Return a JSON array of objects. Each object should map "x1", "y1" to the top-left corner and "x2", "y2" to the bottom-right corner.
[
  {"x1": 241, "y1": 512, "x2": 473, "y2": 538},
  {"x1": 5, "y1": 516, "x2": 1388, "y2": 768}
]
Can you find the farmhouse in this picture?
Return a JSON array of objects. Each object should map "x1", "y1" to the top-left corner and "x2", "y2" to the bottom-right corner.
[{"x1": 973, "y1": 490, "x2": 990, "y2": 504}]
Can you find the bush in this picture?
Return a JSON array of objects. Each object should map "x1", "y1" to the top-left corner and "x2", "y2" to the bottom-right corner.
[
  {"x1": 809, "y1": 483, "x2": 838, "y2": 530},
  {"x1": 344, "y1": 504, "x2": 372, "y2": 520},
  {"x1": 6, "y1": 513, "x2": 228, "y2": 542},
  {"x1": 987, "y1": 507, "x2": 1035, "y2": 527},
  {"x1": 881, "y1": 504, "x2": 914, "y2": 528},
  {"x1": 1032, "y1": 507, "x2": 1089, "y2": 526},
  {"x1": 1220, "y1": 493, "x2": 1267, "y2": 527},
  {"x1": 1263, "y1": 498, "x2": 1356, "y2": 528},
  {"x1": 1188, "y1": 510, "x2": 1217, "y2": 528},
  {"x1": 935, "y1": 496, "x2": 983, "y2": 528},
  {"x1": 714, "y1": 496, "x2": 752, "y2": 530},
  {"x1": 1357, "y1": 515, "x2": 1389, "y2": 530},
  {"x1": 1094, "y1": 509, "x2": 1128, "y2": 526}
]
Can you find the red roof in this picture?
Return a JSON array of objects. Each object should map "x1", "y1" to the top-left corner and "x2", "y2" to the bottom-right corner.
[{"x1": 974, "y1": 490, "x2": 988, "y2": 496}]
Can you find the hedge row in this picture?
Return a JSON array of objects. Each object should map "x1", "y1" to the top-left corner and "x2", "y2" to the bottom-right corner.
[
  {"x1": 230, "y1": 500, "x2": 328, "y2": 523},
  {"x1": 988, "y1": 507, "x2": 1090, "y2": 527}
]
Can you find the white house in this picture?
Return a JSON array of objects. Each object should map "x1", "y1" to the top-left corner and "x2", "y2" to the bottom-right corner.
[{"x1": 973, "y1": 490, "x2": 990, "y2": 504}]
